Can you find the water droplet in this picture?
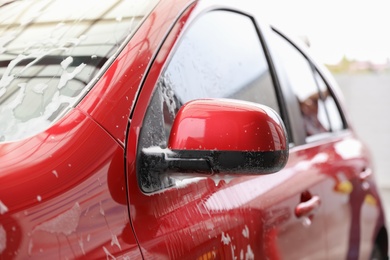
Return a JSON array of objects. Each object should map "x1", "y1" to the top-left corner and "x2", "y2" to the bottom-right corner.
[
  {"x1": 0, "y1": 200, "x2": 8, "y2": 214},
  {"x1": 99, "y1": 202, "x2": 105, "y2": 216},
  {"x1": 362, "y1": 181, "x2": 370, "y2": 190},
  {"x1": 111, "y1": 234, "x2": 121, "y2": 250},
  {"x1": 302, "y1": 217, "x2": 312, "y2": 227},
  {"x1": 28, "y1": 238, "x2": 33, "y2": 256},
  {"x1": 103, "y1": 246, "x2": 115, "y2": 259}
]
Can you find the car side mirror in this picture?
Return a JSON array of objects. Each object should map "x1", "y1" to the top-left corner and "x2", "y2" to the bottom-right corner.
[{"x1": 140, "y1": 99, "x2": 289, "y2": 177}]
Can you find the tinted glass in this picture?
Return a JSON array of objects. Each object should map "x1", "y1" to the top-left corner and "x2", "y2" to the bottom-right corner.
[
  {"x1": 164, "y1": 11, "x2": 279, "y2": 114},
  {"x1": 138, "y1": 11, "x2": 279, "y2": 192},
  {"x1": 271, "y1": 32, "x2": 331, "y2": 137},
  {"x1": 0, "y1": 0, "x2": 159, "y2": 142},
  {"x1": 314, "y1": 70, "x2": 345, "y2": 132}
]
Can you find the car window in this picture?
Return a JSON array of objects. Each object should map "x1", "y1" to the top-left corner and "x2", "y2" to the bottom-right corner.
[
  {"x1": 0, "y1": 0, "x2": 159, "y2": 143},
  {"x1": 270, "y1": 31, "x2": 332, "y2": 138},
  {"x1": 138, "y1": 10, "x2": 281, "y2": 192},
  {"x1": 313, "y1": 70, "x2": 345, "y2": 132},
  {"x1": 163, "y1": 12, "x2": 279, "y2": 114}
]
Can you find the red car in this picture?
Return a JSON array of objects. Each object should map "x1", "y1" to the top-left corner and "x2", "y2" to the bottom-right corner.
[{"x1": 0, "y1": 0, "x2": 387, "y2": 259}]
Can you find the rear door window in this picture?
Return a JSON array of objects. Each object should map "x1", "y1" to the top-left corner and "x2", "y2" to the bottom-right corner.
[
  {"x1": 270, "y1": 30, "x2": 346, "y2": 142},
  {"x1": 270, "y1": 31, "x2": 330, "y2": 138},
  {"x1": 313, "y1": 70, "x2": 345, "y2": 132}
]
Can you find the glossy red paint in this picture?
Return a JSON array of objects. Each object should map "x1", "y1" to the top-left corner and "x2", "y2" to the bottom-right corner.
[
  {"x1": 0, "y1": 0, "x2": 387, "y2": 259},
  {"x1": 0, "y1": 0, "x2": 197, "y2": 258},
  {"x1": 0, "y1": 0, "x2": 198, "y2": 258},
  {"x1": 0, "y1": 109, "x2": 140, "y2": 258},
  {"x1": 124, "y1": 1, "x2": 387, "y2": 260},
  {"x1": 77, "y1": 0, "x2": 195, "y2": 146},
  {"x1": 124, "y1": 1, "x2": 314, "y2": 258},
  {"x1": 168, "y1": 99, "x2": 287, "y2": 152}
]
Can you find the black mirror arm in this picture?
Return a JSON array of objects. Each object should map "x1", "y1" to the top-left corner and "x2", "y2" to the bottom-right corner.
[
  {"x1": 141, "y1": 147, "x2": 214, "y2": 175},
  {"x1": 141, "y1": 146, "x2": 288, "y2": 176}
]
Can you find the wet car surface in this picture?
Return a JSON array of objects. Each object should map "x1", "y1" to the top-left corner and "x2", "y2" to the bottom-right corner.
[{"x1": 0, "y1": 0, "x2": 388, "y2": 259}]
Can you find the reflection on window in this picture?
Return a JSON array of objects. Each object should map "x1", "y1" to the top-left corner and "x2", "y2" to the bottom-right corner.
[
  {"x1": 314, "y1": 71, "x2": 345, "y2": 131},
  {"x1": 271, "y1": 31, "x2": 331, "y2": 137},
  {"x1": 0, "y1": 0, "x2": 158, "y2": 142},
  {"x1": 164, "y1": 11, "x2": 279, "y2": 114}
]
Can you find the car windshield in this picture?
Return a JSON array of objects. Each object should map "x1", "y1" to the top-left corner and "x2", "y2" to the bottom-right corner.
[{"x1": 0, "y1": 0, "x2": 159, "y2": 143}]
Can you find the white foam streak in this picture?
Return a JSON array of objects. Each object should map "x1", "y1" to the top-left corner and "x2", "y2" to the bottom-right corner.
[
  {"x1": 34, "y1": 202, "x2": 81, "y2": 235},
  {"x1": 0, "y1": 225, "x2": 6, "y2": 254},
  {"x1": 0, "y1": 201, "x2": 8, "y2": 215}
]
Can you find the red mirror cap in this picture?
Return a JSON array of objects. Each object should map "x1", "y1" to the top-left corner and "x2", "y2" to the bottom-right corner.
[{"x1": 168, "y1": 99, "x2": 288, "y2": 152}]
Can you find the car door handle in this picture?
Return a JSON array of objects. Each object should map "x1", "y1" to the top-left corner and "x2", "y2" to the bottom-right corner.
[{"x1": 295, "y1": 195, "x2": 321, "y2": 218}]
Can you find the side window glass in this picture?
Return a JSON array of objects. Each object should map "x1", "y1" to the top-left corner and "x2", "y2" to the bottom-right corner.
[
  {"x1": 271, "y1": 32, "x2": 330, "y2": 138},
  {"x1": 138, "y1": 11, "x2": 280, "y2": 192},
  {"x1": 164, "y1": 11, "x2": 279, "y2": 114},
  {"x1": 313, "y1": 71, "x2": 345, "y2": 132}
]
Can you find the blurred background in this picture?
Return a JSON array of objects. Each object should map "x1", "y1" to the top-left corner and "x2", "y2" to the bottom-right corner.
[{"x1": 261, "y1": 0, "x2": 390, "y2": 221}]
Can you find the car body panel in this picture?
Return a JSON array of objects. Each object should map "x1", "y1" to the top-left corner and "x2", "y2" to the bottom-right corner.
[
  {"x1": 0, "y1": 0, "x2": 387, "y2": 259},
  {"x1": 316, "y1": 136, "x2": 383, "y2": 259},
  {"x1": 126, "y1": 1, "x2": 387, "y2": 259},
  {"x1": 0, "y1": 109, "x2": 141, "y2": 258},
  {"x1": 266, "y1": 27, "x2": 387, "y2": 259}
]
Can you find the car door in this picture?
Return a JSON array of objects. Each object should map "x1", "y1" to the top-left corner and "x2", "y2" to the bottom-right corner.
[
  {"x1": 267, "y1": 28, "x2": 385, "y2": 259},
  {"x1": 126, "y1": 5, "x2": 328, "y2": 259}
]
